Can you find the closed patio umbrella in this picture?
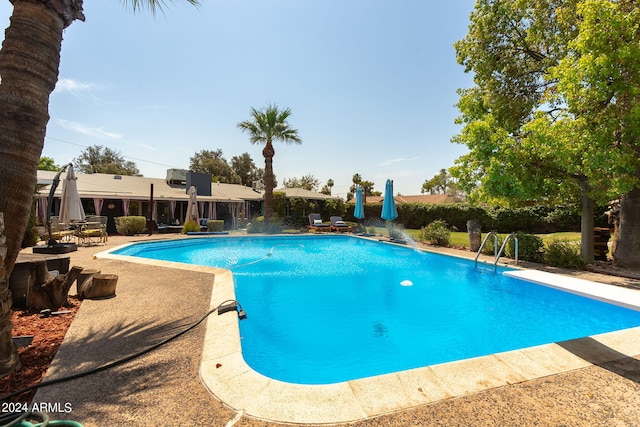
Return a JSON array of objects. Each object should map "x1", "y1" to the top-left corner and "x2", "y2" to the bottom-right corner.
[
  {"x1": 381, "y1": 179, "x2": 398, "y2": 240},
  {"x1": 58, "y1": 164, "x2": 85, "y2": 224},
  {"x1": 354, "y1": 186, "x2": 365, "y2": 220},
  {"x1": 185, "y1": 185, "x2": 199, "y2": 223},
  {"x1": 381, "y1": 179, "x2": 397, "y2": 221},
  {"x1": 354, "y1": 185, "x2": 365, "y2": 234}
]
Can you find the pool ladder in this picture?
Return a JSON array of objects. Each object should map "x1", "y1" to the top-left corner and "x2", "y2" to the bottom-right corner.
[{"x1": 474, "y1": 232, "x2": 519, "y2": 271}]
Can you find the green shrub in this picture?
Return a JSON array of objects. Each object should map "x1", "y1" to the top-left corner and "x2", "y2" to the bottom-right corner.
[
  {"x1": 480, "y1": 233, "x2": 503, "y2": 256},
  {"x1": 544, "y1": 208, "x2": 580, "y2": 232},
  {"x1": 247, "y1": 216, "x2": 285, "y2": 234},
  {"x1": 247, "y1": 218, "x2": 262, "y2": 234},
  {"x1": 263, "y1": 220, "x2": 285, "y2": 234},
  {"x1": 21, "y1": 206, "x2": 40, "y2": 248},
  {"x1": 420, "y1": 220, "x2": 451, "y2": 247},
  {"x1": 504, "y1": 232, "x2": 544, "y2": 263},
  {"x1": 387, "y1": 203, "x2": 586, "y2": 234},
  {"x1": 207, "y1": 220, "x2": 224, "y2": 232},
  {"x1": 182, "y1": 220, "x2": 200, "y2": 233},
  {"x1": 545, "y1": 240, "x2": 587, "y2": 269},
  {"x1": 115, "y1": 216, "x2": 146, "y2": 235},
  {"x1": 352, "y1": 222, "x2": 366, "y2": 234}
]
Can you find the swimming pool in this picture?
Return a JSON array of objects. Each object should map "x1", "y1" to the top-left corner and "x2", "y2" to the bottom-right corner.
[{"x1": 113, "y1": 235, "x2": 640, "y2": 384}]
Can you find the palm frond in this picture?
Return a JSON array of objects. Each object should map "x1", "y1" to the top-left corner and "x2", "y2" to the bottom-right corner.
[
  {"x1": 237, "y1": 103, "x2": 302, "y2": 145},
  {"x1": 123, "y1": 0, "x2": 200, "y2": 15}
]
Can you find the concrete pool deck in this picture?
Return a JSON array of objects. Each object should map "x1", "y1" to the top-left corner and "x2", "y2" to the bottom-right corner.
[{"x1": 29, "y1": 234, "x2": 640, "y2": 426}]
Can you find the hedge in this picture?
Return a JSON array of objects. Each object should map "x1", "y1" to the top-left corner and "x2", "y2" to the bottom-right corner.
[{"x1": 346, "y1": 202, "x2": 609, "y2": 234}]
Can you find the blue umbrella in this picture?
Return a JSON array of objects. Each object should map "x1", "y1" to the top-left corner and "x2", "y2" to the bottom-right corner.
[
  {"x1": 354, "y1": 186, "x2": 365, "y2": 220},
  {"x1": 381, "y1": 179, "x2": 398, "y2": 221}
]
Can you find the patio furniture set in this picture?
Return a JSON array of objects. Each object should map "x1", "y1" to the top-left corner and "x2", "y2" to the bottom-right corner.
[{"x1": 49, "y1": 215, "x2": 108, "y2": 246}]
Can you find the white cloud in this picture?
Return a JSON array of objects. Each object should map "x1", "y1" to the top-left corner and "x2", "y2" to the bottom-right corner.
[
  {"x1": 53, "y1": 78, "x2": 96, "y2": 96},
  {"x1": 56, "y1": 119, "x2": 123, "y2": 140},
  {"x1": 376, "y1": 157, "x2": 420, "y2": 167},
  {"x1": 139, "y1": 143, "x2": 158, "y2": 152}
]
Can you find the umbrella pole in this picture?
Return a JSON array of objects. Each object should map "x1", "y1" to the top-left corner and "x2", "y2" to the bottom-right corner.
[
  {"x1": 148, "y1": 183, "x2": 155, "y2": 235},
  {"x1": 46, "y1": 163, "x2": 72, "y2": 246},
  {"x1": 387, "y1": 220, "x2": 395, "y2": 240}
]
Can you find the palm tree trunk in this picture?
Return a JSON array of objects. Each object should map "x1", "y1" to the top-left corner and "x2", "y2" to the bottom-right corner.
[
  {"x1": 262, "y1": 141, "x2": 275, "y2": 222},
  {"x1": 0, "y1": 214, "x2": 20, "y2": 375},
  {"x1": 0, "y1": 1, "x2": 65, "y2": 376}
]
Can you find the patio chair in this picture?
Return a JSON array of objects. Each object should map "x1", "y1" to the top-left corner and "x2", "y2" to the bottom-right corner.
[
  {"x1": 77, "y1": 219, "x2": 108, "y2": 245},
  {"x1": 49, "y1": 216, "x2": 76, "y2": 243},
  {"x1": 330, "y1": 216, "x2": 351, "y2": 233},
  {"x1": 308, "y1": 214, "x2": 330, "y2": 233}
]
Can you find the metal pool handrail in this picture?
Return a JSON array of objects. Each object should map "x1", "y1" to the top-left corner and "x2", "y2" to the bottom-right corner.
[
  {"x1": 475, "y1": 231, "x2": 498, "y2": 269},
  {"x1": 475, "y1": 232, "x2": 519, "y2": 271},
  {"x1": 495, "y1": 233, "x2": 518, "y2": 267}
]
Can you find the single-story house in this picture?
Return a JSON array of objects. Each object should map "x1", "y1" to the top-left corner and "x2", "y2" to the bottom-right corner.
[{"x1": 35, "y1": 169, "x2": 337, "y2": 232}]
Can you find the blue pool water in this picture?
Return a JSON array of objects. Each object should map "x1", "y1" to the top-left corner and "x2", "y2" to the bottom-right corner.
[{"x1": 114, "y1": 235, "x2": 640, "y2": 384}]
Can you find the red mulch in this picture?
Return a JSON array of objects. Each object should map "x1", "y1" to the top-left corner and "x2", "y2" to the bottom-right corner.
[{"x1": 0, "y1": 298, "x2": 81, "y2": 403}]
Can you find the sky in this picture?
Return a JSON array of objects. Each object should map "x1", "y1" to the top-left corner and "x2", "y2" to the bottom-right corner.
[{"x1": 0, "y1": 0, "x2": 475, "y2": 199}]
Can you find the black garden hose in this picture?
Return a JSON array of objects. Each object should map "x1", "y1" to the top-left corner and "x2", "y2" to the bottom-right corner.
[{"x1": 0, "y1": 300, "x2": 244, "y2": 402}]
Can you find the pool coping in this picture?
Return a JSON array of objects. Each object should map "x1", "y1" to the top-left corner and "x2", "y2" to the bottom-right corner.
[{"x1": 96, "y1": 237, "x2": 640, "y2": 425}]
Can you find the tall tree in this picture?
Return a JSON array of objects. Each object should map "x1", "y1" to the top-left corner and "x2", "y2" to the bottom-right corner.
[
  {"x1": 452, "y1": 0, "x2": 640, "y2": 266},
  {"x1": 38, "y1": 156, "x2": 59, "y2": 171},
  {"x1": 75, "y1": 145, "x2": 141, "y2": 176},
  {"x1": 283, "y1": 174, "x2": 320, "y2": 191},
  {"x1": 230, "y1": 152, "x2": 262, "y2": 187},
  {"x1": 190, "y1": 149, "x2": 241, "y2": 184},
  {"x1": 237, "y1": 104, "x2": 302, "y2": 221},
  {"x1": 552, "y1": 0, "x2": 640, "y2": 266},
  {"x1": 320, "y1": 178, "x2": 334, "y2": 195},
  {"x1": 0, "y1": 0, "x2": 199, "y2": 377},
  {"x1": 422, "y1": 168, "x2": 462, "y2": 196},
  {"x1": 348, "y1": 173, "x2": 376, "y2": 201}
]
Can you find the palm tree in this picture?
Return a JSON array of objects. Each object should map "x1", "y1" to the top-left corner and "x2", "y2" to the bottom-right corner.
[
  {"x1": 326, "y1": 179, "x2": 334, "y2": 195},
  {"x1": 0, "y1": 0, "x2": 198, "y2": 377},
  {"x1": 237, "y1": 104, "x2": 302, "y2": 222}
]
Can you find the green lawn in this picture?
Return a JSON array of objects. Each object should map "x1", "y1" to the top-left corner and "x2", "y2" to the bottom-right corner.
[{"x1": 538, "y1": 232, "x2": 581, "y2": 244}]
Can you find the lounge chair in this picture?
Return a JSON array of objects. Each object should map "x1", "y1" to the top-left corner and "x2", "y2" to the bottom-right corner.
[
  {"x1": 330, "y1": 216, "x2": 351, "y2": 232},
  {"x1": 308, "y1": 214, "x2": 330, "y2": 233}
]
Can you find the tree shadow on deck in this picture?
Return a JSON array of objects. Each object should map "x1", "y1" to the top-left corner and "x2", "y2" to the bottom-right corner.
[
  {"x1": 558, "y1": 336, "x2": 640, "y2": 384},
  {"x1": 30, "y1": 312, "x2": 233, "y2": 424}
]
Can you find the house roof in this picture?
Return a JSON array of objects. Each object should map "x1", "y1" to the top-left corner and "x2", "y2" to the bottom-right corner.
[
  {"x1": 36, "y1": 170, "x2": 336, "y2": 203},
  {"x1": 274, "y1": 187, "x2": 340, "y2": 201},
  {"x1": 348, "y1": 194, "x2": 462, "y2": 204},
  {"x1": 36, "y1": 171, "x2": 260, "y2": 203}
]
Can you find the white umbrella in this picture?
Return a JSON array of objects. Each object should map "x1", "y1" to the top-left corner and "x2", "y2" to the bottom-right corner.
[
  {"x1": 185, "y1": 185, "x2": 199, "y2": 223},
  {"x1": 58, "y1": 165, "x2": 85, "y2": 224}
]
